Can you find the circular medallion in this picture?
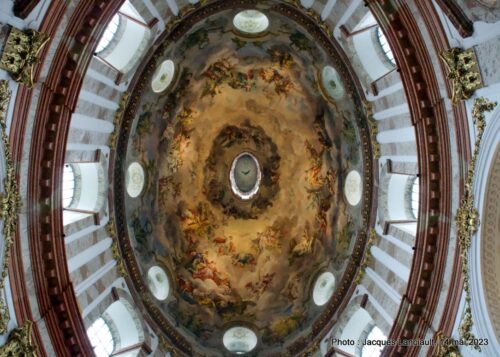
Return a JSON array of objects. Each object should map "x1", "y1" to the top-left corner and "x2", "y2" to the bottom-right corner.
[
  {"x1": 204, "y1": 124, "x2": 280, "y2": 219},
  {"x1": 230, "y1": 152, "x2": 262, "y2": 200}
]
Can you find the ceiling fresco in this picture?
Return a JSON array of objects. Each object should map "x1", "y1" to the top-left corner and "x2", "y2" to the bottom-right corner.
[{"x1": 116, "y1": 5, "x2": 370, "y2": 356}]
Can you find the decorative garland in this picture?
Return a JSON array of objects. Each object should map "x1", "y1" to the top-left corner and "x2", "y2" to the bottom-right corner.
[
  {"x1": 456, "y1": 97, "x2": 497, "y2": 350},
  {"x1": 362, "y1": 100, "x2": 381, "y2": 160},
  {"x1": 355, "y1": 229, "x2": 375, "y2": 284},
  {"x1": 108, "y1": 91, "x2": 130, "y2": 149},
  {"x1": 0, "y1": 80, "x2": 22, "y2": 334}
]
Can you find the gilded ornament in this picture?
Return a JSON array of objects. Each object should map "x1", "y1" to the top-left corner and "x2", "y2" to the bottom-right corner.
[
  {"x1": 0, "y1": 80, "x2": 22, "y2": 334},
  {"x1": 434, "y1": 331, "x2": 462, "y2": 357},
  {"x1": 355, "y1": 229, "x2": 375, "y2": 284},
  {"x1": 0, "y1": 320, "x2": 36, "y2": 356},
  {"x1": 362, "y1": 101, "x2": 381, "y2": 160},
  {"x1": 0, "y1": 27, "x2": 50, "y2": 88},
  {"x1": 111, "y1": 242, "x2": 128, "y2": 278},
  {"x1": 455, "y1": 97, "x2": 497, "y2": 350},
  {"x1": 440, "y1": 48, "x2": 482, "y2": 104},
  {"x1": 159, "y1": 335, "x2": 177, "y2": 356},
  {"x1": 108, "y1": 91, "x2": 130, "y2": 148}
]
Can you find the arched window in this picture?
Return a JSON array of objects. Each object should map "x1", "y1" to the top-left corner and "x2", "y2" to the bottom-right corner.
[
  {"x1": 96, "y1": 13, "x2": 121, "y2": 54},
  {"x1": 361, "y1": 325, "x2": 386, "y2": 357},
  {"x1": 410, "y1": 177, "x2": 420, "y2": 219},
  {"x1": 62, "y1": 164, "x2": 75, "y2": 208},
  {"x1": 87, "y1": 317, "x2": 115, "y2": 357},
  {"x1": 376, "y1": 27, "x2": 395, "y2": 66}
]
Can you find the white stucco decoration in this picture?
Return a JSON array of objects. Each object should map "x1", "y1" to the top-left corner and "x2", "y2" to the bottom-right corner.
[
  {"x1": 126, "y1": 162, "x2": 145, "y2": 198},
  {"x1": 223, "y1": 326, "x2": 258, "y2": 353},
  {"x1": 321, "y1": 66, "x2": 345, "y2": 100},
  {"x1": 344, "y1": 170, "x2": 362, "y2": 206},
  {"x1": 151, "y1": 60, "x2": 175, "y2": 93},
  {"x1": 147, "y1": 266, "x2": 170, "y2": 301},
  {"x1": 233, "y1": 10, "x2": 269, "y2": 34},
  {"x1": 313, "y1": 271, "x2": 336, "y2": 306}
]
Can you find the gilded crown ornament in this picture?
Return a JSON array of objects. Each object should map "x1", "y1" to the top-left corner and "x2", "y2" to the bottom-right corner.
[
  {"x1": 0, "y1": 27, "x2": 50, "y2": 88},
  {"x1": 0, "y1": 321, "x2": 36, "y2": 356},
  {"x1": 440, "y1": 48, "x2": 482, "y2": 105}
]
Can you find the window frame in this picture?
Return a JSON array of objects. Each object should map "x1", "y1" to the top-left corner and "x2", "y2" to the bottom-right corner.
[
  {"x1": 410, "y1": 176, "x2": 420, "y2": 219},
  {"x1": 95, "y1": 13, "x2": 122, "y2": 55},
  {"x1": 62, "y1": 164, "x2": 76, "y2": 208},
  {"x1": 361, "y1": 325, "x2": 387, "y2": 357},
  {"x1": 86, "y1": 317, "x2": 115, "y2": 357},
  {"x1": 376, "y1": 26, "x2": 396, "y2": 66}
]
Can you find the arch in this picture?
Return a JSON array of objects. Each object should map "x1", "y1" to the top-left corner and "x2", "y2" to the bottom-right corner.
[
  {"x1": 87, "y1": 317, "x2": 115, "y2": 357},
  {"x1": 360, "y1": 324, "x2": 386, "y2": 356},
  {"x1": 96, "y1": 13, "x2": 121, "y2": 54},
  {"x1": 112, "y1": 288, "x2": 151, "y2": 348},
  {"x1": 351, "y1": 13, "x2": 395, "y2": 81},
  {"x1": 95, "y1": 0, "x2": 152, "y2": 73},
  {"x1": 387, "y1": 174, "x2": 415, "y2": 221},
  {"x1": 87, "y1": 298, "x2": 148, "y2": 357},
  {"x1": 470, "y1": 105, "x2": 500, "y2": 355},
  {"x1": 62, "y1": 164, "x2": 76, "y2": 208},
  {"x1": 62, "y1": 162, "x2": 107, "y2": 225},
  {"x1": 376, "y1": 26, "x2": 395, "y2": 66},
  {"x1": 409, "y1": 176, "x2": 419, "y2": 219}
]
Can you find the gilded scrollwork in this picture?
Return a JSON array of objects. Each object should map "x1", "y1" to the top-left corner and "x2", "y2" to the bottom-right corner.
[
  {"x1": 0, "y1": 320, "x2": 36, "y2": 357},
  {"x1": 0, "y1": 80, "x2": 22, "y2": 334},
  {"x1": 455, "y1": 97, "x2": 497, "y2": 350},
  {"x1": 440, "y1": 48, "x2": 482, "y2": 105},
  {"x1": 0, "y1": 27, "x2": 50, "y2": 88}
]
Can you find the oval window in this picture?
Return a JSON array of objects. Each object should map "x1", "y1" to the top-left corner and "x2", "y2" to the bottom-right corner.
[
  {"x1": 233, "y1": 10, "x2": 269, "y2": 35},
  {"x1": 344, "y1": 170, "x2": 362, "y2": 206},
  {"x1": 223, "y1": 326, "x2": 258, "y2": 354},
  {"x1": 126, "y1": 162, "x2": 145, "y2": 198},
  {"x1": 230, "y1": 152, "x2": 262, "y2": 200},
  {"x1": 313, "y1": 271, "x2": 336, "y2": 306},
  {"x1": 151, "y1": 60, "x2": 176, "y2": 93},
  {"x1": 147, "y1": 266, "x2": 170, "y2": 301},
  {"x1": 321, "y1": 66, "x2": 345, "y2": 100}
]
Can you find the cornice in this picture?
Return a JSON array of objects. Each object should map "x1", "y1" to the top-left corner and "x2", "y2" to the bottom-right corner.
[
  {"x1": 413, "y1": 0, "x2": 470, "y2": 345},
  {"x1": 15, "y1": 0, "x2": 124, "y2": 356},
  {"x1": 366, "y1": 0, "x2": 465, "y2": 356}
]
